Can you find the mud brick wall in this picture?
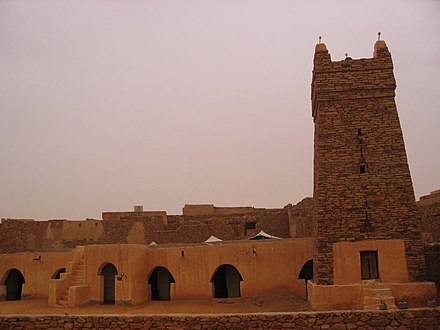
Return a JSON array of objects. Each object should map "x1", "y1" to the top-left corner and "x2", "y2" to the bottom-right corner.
[
  {"x1": 1, "y1": 309, "x2": 439, "y2": 329},
  {"x1": 311, "y1": 41, "x2": 426, "y2": 285}
]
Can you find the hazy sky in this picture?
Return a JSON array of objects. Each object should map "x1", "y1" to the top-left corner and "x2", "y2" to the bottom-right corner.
[{"x1": 1, "y1": 1, "x2": 439, "y2": 220}]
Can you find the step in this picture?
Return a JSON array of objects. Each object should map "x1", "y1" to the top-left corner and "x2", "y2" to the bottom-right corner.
[
  {"x1": 54, "y1": 304, "x2": 67, "y2": 308},
  {"x1": 363, "y1": 297, "x2": 396, "y2": 309},
  {"x1": 363, "y1": 287, "x2": 392, "y2": 295}
]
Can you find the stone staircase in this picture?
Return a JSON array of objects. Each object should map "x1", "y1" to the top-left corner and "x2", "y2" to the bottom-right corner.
[
  {"x1": 362, "y1": 281, "x2": 396, "y2": 310},
  {"x1": 56, "y1": 256, "x2": 85, "y2": 307},
  {"x1": 49, "y1": 246, "x2": 88, "y2": 307}
]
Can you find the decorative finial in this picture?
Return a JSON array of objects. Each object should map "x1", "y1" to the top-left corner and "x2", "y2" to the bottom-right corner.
[
  {"x1": 318, "y1": 36, "x2": 322, "y2": 44},
  {"x1": 378, "y1": 32, "x2": 381, "y2": 41},
  {"x1": 345, "y1": 53, "x2": 348, "y2": 58}
]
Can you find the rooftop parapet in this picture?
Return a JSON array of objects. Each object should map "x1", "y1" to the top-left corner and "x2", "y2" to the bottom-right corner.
[
  {"x1": 102, "y1": 210, "x2": 168, "y2": 225},
  {"x1": 418, "y1": 190, "x2": 440, "y2": 206},
  {"x1": 311, "y1": 38, "x2": 395, "y2": 121},
  {"x1": 182, "y1": 204, "x2": 284, "y2": 216},
  {"x1": 1, "y1": 218, "x2": 35, "y2": 224}
]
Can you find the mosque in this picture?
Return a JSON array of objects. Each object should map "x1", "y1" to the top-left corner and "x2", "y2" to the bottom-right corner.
[{"x1": 0, "y1": 39, "x2": 438, "y2": 311}]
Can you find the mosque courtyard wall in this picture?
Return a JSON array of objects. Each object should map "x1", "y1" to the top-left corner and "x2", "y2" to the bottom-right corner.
[{"x1": 1, "y1": 239, "x2": 314, "y2": 306}]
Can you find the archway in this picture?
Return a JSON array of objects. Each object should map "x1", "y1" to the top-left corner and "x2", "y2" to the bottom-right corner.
[
  {"x1": 298, "y1": 259, "x2": 313, "y2": 298},
  {"x1": 211, "y1": 264, "x2": 243, "y2": 298},
  {"x1": 148, "y1": 267, "x2": 175, "y2": 300},
  {"x1": 98, "y1": 263, "x2": 118, "y2": 304},
  {"x1": 51, "y1": 268, "x2": 66, "y2": 279},
  {"x1": 1, "y1": 269, "x2": 25, "y2": 300}
]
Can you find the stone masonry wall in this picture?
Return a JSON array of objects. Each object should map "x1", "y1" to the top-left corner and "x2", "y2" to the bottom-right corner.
[
  {"x1": 1, "y1": 309, "x2": 439, "y2": 329},
  {"x1": 287, "y1": 197, "x2": 314, "y2": 238},
  {"x1": 0, "y1": 206, "x2": 292, "y2": 253},
  {"x1": 418, "y1": 190, "x2": 440, "y2": 243},
  {"x1": 311, "y1": 41, "x2": 426, "y2": 284},
  {"x1": 424, "y1": 243, "x2": 440, "y2": 292}
]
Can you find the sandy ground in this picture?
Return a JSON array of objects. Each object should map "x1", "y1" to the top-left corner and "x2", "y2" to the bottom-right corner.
[{"x1": 0, "y1": 293, "x2": 308, "y2": 315}]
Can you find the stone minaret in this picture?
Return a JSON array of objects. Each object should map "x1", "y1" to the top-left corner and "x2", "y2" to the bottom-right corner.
[{"x1": 311, "y1": 40, "x2": 426, "y2": 285}]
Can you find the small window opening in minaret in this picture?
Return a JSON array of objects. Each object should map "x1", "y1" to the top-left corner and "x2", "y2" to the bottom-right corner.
[
  {"x1": 359, "y1": 153, "x2": 367, "y2": 173},
  {"x1": 358, "y1": 128, "x2": 363, "y2": 144}
]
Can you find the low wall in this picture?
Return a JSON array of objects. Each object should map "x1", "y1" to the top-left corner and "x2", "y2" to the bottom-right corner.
[
  {"x1": 307, "y1": 281, "x2": 437, "y2": 311},
  {"x1": 0, "y1": 309, "x2": 439, "y2": 329}
]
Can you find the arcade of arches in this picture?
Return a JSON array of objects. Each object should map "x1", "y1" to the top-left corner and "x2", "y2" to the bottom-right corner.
[
  {"x1": 0, "y1": 237, "x2": 435, "y2": 310},
  {"x1": 0, "y1": 240, "x2": 318, "y2": 306}
]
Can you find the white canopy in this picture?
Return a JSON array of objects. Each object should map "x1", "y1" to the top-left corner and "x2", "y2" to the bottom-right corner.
[
  {"x1": 149, "y1": 241, "x2": 158, "y2": 246},
  {"x1": 248, "y1": 230, "x2": 281, "y2": 240},
  {"x1": 204, "y1": 235, "x2": 223, "y2": 244}
]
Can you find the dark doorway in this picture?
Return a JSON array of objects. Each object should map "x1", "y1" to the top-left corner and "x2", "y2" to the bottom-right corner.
[
  {"x1": 148, "y1": 267, "x2": 175, "y2": 300},
  {"x1": 99, "y1": 263, "x2": 118, "y2": 304},
  {"x1": 51, "y1": 268, "x2": 66, "y2": 279},
  {"x1": 3, "y1": 269, "x2": 25, "y2": 300},
  {"x1": 360, "y1": 251, "x2": 379, "y2": 280},
  {"x1": 211, "y1": 264, "x2": 243, "y2": 298},
  {"x1": 298, "y1": 259, "x2": 313, "y2": 298}
]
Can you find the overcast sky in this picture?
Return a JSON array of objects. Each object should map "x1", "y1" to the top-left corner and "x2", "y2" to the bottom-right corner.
[{"x1": 1, "y1": 0, "x2": 439, "y2": 220}]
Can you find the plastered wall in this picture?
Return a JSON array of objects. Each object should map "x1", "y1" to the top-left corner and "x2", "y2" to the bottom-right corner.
[
  {"x1": 0, "y1": 239, "x2": 313, "y2": 304},
  {"x1": 0, "y1": 251, "x2": 73, "y2": 299}
]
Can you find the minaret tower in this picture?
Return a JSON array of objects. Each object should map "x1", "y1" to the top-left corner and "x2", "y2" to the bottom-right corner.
[{"x1": 311, "y1": 39, "x2": 426, "y2": 286}]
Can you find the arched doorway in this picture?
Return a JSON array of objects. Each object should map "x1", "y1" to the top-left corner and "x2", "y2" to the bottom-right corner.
[
  {"x1": 211, "y1": 264, "x2": 243, "y2": 298},
  {"x1": 298, "y1": 259, "x2": 313, "y2": 298},
  {"x1": 1, "y1": 269, "x2": 25, "y2": 300},
  {"x1": 148, "y1": 267, "x2": 175, "y2": 300},
  {"x1": 51, "y1": 268, "x2": 66, "y2": 279},
  {"x1": 98, "y1": 263, "x2": 118, "y2": 304}
]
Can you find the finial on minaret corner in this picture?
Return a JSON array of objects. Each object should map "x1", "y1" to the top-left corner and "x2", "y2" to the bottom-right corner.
[
  {"x1": 345, "y1": 53, "x2": 348, "y2": 58},
  {"x1": 374, "y1": 32, "x2": 388, "y2": 57},
  {"x1": 314, "y1": 36, "x2": 330, "y2": 61},
  {"x1": 315, "y1": 36, "x2": 327, "y2": 53}
]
